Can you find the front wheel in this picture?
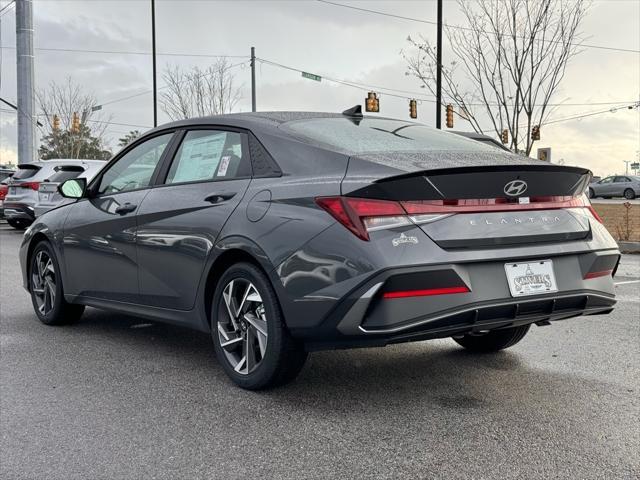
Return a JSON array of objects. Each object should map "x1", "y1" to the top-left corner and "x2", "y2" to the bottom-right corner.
[
  {"x1": 624, "y1": 188, "x2": 636, "y2": 200},
  {"x1": 29, "y1": 241, "x2": 85, "y2": 325},
  {"x1": 212, "y1": 262, "x2": 307, "y2": 390},
  {"x1": 453, "y1": 325, "x2": 530, "y2": 352}
]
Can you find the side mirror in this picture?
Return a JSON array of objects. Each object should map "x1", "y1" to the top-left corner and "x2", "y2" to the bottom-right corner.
[{"x1": 58, "y1": 178, "x2": 87, "y2": 199}]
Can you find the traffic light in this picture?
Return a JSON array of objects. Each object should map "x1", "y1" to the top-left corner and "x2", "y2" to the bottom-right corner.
[
  {"x1": 409, "y1": 99, "x2": 417, "y2": 119},
  {"x1": 52, "y1": 114, "x2": 60, "y2": 132},
  {"x1": 501, "y1": 129, "x2": 508, "y2": 144},
  {"x1": 531, "y1": 125, "x2": 540, "y2": 141},
  {"x1": 71, "y1": 112, "x2": 80, "y2": 133},
  {"x1": 365, "y1": 92, "x2": 379, "y2": 113},
  {"x1": 445, "y1": 104, "x2": 454, "y2": 128}
]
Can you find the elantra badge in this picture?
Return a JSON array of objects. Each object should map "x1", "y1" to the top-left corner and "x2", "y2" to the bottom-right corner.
[
  {"x1": 392, "y1": 233, "x2": 418, "y2": 247},
  {"x1": 504, "y1": 179, "x2": 528, "y2": 196}
]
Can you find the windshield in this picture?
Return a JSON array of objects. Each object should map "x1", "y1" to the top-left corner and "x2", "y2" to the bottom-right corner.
[
  {"x1": 282, "y1": 117, "x2": 497, "y2": 155},
  {"x1": 47, "y1": 167, "x2": 85, "y2": 183}
]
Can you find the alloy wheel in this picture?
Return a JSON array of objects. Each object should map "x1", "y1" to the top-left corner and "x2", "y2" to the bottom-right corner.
[
  {"x1": 31, "y1": 250, "x2": 56, "y2": 316},
  {"x1": 217, "y1": 279, "x2": 268, "y2": 375}
]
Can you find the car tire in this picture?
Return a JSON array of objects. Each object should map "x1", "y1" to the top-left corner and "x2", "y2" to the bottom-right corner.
[
  {"x1": 624, "y1": 188, "x2": 636, "y2": 200},
  {"x1": 212, "y1": 262, "x2": 308, "y2": 390},
  {"x1": 29, "y1": 241, "x2": 85, "y2": 326},
  {"x1": 7, "y1": 218, "x2": 28, "y2": 230},
  {"x1": 588, "y1": 188, "x2": 596, "y2": 199},
  {"x1": 453, "y1": 325, "x2": 530, "y2": 352}
]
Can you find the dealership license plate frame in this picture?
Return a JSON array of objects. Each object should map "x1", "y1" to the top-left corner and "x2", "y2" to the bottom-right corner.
[{"x1": 504, "y1": 260, "x2": 558, "y2": 297}]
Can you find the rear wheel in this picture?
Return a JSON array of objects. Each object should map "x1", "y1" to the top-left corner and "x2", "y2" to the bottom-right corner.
[
  {"x1": 29, "y1": 241, "x2": 84, "y2": 325},
  {"x1": 453, "y1": 325, "x2": 530, "y2": 352},
  {"x1": 588, "y1": 188, "x2": 596, "y2": 199},
  {"x1": 624, "y1": 188, "x2": 636, "y2": 200},
  {"x1": 212, "y1": 262, "x2": 307, "y2": 390}
]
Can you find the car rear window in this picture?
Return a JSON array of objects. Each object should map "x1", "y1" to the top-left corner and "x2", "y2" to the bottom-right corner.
[
  {"x1": 11, "y1": 164, "x2": 41, "y2": 180},
  {"x1": 47, "y1": 166, "x2": 85, "y2": 183},
  {"x1": 282, "y1": 117, "x2": 497, "y2": 155}
]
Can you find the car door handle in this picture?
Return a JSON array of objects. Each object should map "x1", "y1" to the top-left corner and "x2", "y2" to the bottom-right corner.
[
  {"x1": 204, "y1": 192, "x2": 236, "y2": 204},
  {"x1": 114, "y1": 202, "x2": 137, "y2": 215}
]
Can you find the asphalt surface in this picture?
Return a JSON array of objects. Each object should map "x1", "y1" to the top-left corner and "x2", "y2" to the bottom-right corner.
[{"x1": 1, "y1": 221, "x2": 639, "y2": 480}]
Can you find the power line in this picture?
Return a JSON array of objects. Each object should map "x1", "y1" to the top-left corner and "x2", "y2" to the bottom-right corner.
[
  {"x1": 0, "y1": 1, "x2": 15, "y2": 17},
  {"x1": 316, "y1": 0, "x2": 640, "y2": 54},
  {"x1": 98, "y1": 59, "x2": 248, "y2": 108},
  {"x1": 0, "y1": 45, "x2": 248, "y2": 59},
  {"x1": 258, "y1": 56, "x2": 637, "y2": 107}
]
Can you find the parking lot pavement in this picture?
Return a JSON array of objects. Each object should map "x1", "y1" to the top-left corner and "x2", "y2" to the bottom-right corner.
[{"x1": 1, "y1": 222, "x2": 639, "y2": 480}]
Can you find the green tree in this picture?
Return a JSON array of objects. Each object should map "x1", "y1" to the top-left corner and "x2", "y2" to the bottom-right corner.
[
  {"x1": 39, "y1": 125, "x2": 111, "y2": 160},
  {"x1": 118, "y1": 130, "x2": 141, "y2": 148}
]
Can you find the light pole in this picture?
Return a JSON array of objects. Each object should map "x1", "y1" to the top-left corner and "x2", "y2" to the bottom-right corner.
[
  {"x1": 151, "y1": 0, "x2": 158, "y2": 127},
  {"x1": 16, "y1": 0, "x2": 36, "y2": 164},
  {"x1": 435, "y1": 0, "x2": 442, "y2": 129}
]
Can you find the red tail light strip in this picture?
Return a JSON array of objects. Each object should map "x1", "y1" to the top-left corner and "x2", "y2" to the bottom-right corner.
[
  {"x1": 19, "y1": 182, "x2": 40, "y2": 191},
  {"x1": 584, "y1": 269, "x2": 613, "y2": 280},
  {"x1": 316, "y1": 194, "x2": 601, "y2": 241},
  {"x1": 382, "y1": 286, "x2": 470, "y2": 299}
]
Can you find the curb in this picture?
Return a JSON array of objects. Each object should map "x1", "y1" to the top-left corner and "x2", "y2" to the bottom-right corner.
[{"x1": 618, "y1": 241, "x2": 640, "y2": 254}]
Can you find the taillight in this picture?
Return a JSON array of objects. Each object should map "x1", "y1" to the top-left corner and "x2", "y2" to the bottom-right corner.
[
  {"x1": 19, "y1": 182, "x2": 40, "y2": 191},
  {"x1": 315, "y1": 197, "x2": 406, "y2": 240},
  {"x1": 316, "y1": 194, "x2": 602, "y2": 240}
]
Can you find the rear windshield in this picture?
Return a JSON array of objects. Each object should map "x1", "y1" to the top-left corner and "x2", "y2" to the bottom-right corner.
[
  {"x1": 282, "y1": 117, "x2": 497, "y2": 155},
  {"x1": 47, "y1": 166, "x2": 85, "y2": 183},
  {"x1": 12, "y1": 165, "x2": 41, "y2": 180}
]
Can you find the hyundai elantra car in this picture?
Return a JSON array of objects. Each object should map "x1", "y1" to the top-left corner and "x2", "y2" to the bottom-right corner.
[{"x1": 20, "y1": 109, "x2": 620, "y2": 389}]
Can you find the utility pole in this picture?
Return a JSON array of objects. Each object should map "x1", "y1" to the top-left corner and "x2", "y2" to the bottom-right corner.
[
  {"x1": 435, "y1": 0, "x2": 442, "y2": 129},
  {"x1": 623, "y1": 160, "x2": 630, "y2": 175},
  {"x1": 16, "y1": 0, "x2": 36, "y2": 164},
  {"x1": 151, "y1": 0, "x2": 158, "y2": 127},
  {"x1": 250, "y1": 46, "x2": 256, "y2": 112}
]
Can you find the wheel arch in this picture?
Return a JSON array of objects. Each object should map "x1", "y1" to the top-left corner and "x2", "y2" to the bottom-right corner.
[{"x1": 200, "y1": 236, "x2": 285, "y2": 330}]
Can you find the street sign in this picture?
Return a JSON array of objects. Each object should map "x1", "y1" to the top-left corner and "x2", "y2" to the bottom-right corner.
[
  {"x1": 301, "y1": 71, "x2": 321, "y2": 82},
  {"x1": 91, "y1": 105, "x2": 102, "y2": 112},
  {"x1": 631, "y1": 162, "x2": 639, "y2": 170},
  {"x1": 537, "y1": 147, "x2": 551, "y2": 162}
]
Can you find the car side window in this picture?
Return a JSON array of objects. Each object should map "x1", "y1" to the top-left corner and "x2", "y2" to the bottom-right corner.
[
  {"x1": 165, "y1": 130, "x2": 250, "y2": 184},
  {"x1": 614, "y1": 176, "x2": 630, "y2": 183},
  {"x1": 98, "y1": 133, "x2": 173, "y2": 194},
  {"x1": 600, "y1": 177, "x2": 613, "y2": 184}
]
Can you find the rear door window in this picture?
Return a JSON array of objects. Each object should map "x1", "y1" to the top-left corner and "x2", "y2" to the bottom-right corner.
[
  {"x1": 165, "y1": 130, "x2": 250, "y2": 184},
  {"x1": 11, "y1": 165, "x2": 41, "y2": 180}
]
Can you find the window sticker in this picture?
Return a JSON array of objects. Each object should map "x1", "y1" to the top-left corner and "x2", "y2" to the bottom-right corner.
[
  {"x1": 217, "y1": 156, "x2": 231, "y2": 177},
  {"x1": 171, "y1": 134, "x2": 225, "y2": 183}
]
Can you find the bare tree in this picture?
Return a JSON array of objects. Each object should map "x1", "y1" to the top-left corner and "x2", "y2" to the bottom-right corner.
[
  {"x1": 159, "y1": 58, "x2": 243, "y2": 120},
  {"x1": 37, "y1": 78, "x2": 111, "y2": 159},
  {"x1": 403, "y1": 0, "x2": 589, "y2": 155}
]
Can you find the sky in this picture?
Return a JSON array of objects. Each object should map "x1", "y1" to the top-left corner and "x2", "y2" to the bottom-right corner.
[{"x1": 0, "y1": 0, "x2": 639, "y2": 177}]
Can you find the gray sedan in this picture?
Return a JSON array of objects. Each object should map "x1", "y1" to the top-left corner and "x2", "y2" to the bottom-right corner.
[{"x1": 588, "y1": 175, "x2": 639, "y2": 200}]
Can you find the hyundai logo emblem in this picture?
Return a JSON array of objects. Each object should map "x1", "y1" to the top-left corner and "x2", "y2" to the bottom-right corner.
[{"x1": 504, "y1": 179, "x2": 528, "y2": 196}]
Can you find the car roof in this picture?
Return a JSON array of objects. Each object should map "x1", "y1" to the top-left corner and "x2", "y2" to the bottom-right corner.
[{"x1": 149, "y1": 111, "x2": 391, "y2": 134}]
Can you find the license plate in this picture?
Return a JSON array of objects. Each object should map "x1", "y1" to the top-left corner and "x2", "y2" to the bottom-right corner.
[
  {"x1": 8, "y1": 187, "x2": 16, "y2": 195},
  {"x1": 40, "y1": 193, "x2": 52, "y2": 202},
  {"x1": 504, "y1": 260, "x2": 558, "y2": 297}
]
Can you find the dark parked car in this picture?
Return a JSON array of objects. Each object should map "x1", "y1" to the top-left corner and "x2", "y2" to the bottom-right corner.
[
  {"x1": 588, "y1": 175, "x2": 639, "y2": 199},
  {"x1": 20, "y1": 109, "x2": 619, "y2": 389}
]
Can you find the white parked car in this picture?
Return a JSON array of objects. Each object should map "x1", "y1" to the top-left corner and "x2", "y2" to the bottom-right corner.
[
  {"x1": 4, "y1": 159, "x2": 106, "y2": 229},
  {"x1": 34, "y1": 160, "x2": 107, "y2": 217}
]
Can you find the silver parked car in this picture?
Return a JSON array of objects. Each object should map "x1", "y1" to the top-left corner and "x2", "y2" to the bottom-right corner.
[
  {"x1": 4, "y1": 159, "x2": 102, "y2": 229},
  {"x1": 588, "y1": 175, "x2": 639, "y2": 200},
  {"x1": 34, "y1": 160, "x2": 106, "y2": 217}
]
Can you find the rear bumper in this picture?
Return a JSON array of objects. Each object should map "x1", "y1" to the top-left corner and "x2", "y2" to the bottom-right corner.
[
  {"x1": 2, "y1": 202, "x2": 35, "y2": 221},
  {"x1": 293, "y1": 249, "x2": 619, "y2": 350}
]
